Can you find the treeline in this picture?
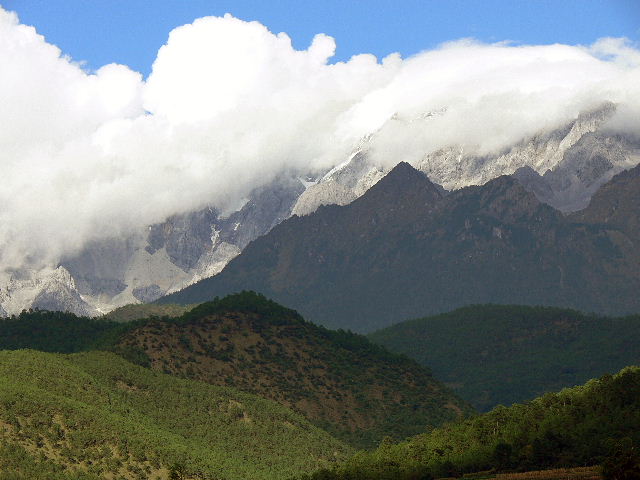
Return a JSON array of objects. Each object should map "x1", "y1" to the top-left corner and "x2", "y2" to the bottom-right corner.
[
  {"x1": 0, "y1": 309, "x2": 123, "y2": 353},
  {"x1": 0, "y1": 293, "x2": 418, "y2": 370},
  {"x1": 301, "y1": 366, "x2": 640, "y2": 480},
  {"x1": 0, "y1": 293, "x2": 283, "y2": 353}
]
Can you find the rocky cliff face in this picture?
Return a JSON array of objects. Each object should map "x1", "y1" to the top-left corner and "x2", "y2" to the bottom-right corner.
[
  {"x1": 0, "y1": 267, "x2": 97, "y2": 317},
  {"x1": 0, "y1": 176, "x2": 305, "y2": 316}
]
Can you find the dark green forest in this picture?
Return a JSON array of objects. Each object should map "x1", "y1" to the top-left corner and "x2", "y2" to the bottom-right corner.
[{"x1": 368, "y1": 304, "x2": 640, "y2": 411}]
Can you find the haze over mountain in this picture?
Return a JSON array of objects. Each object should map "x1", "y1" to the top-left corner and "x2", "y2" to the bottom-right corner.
[
  {"x1": 3, "y1": 3, "x2": 640, "y2": 480},
  {"x1": 2, "y1": 103, "x2": 639, "y2": 316},
  {"x1": 2, "y1": 5, "x2": 640, "y2": 315},
  {"x1": 160, "y1": 160, "x2": 640, "y2": 332}
]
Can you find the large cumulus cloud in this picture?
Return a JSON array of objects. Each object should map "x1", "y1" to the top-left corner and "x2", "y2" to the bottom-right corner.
[{"x1": 0, "y1": 7, "x2": 639, "y2": 273}]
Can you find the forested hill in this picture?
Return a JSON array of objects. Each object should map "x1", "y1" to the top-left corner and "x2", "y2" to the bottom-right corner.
[
  {"x1": 0, "y1": 349, "x2": 350, "y2": 480},
  {"x1": 302, "y1": 366, "x2": 640, "y2": 480},
  {"x1": 0, "y1": 293, "x2": 472, "y2": 449},
  {"x1": 113, "y1": 291, "x2": 472, "y2": 447},
  {"x1": 368, "y1": 304, "x2": 640, "y2": 411}
]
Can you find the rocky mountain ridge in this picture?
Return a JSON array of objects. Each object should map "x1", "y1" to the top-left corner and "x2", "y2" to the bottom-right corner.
[
  {"x1": 160, "y1": 160, "x2": 640, "y2": 332},
  {"x1": 1, "y1": 103, "x2": 638, "y2": 317}
]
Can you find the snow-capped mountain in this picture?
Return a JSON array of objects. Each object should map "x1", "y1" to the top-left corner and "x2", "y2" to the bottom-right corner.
[
  {"x1": 293, "y1": 103, "x2": 640, "y2": 216},
  {"x1": 1, "y1": 103, "x2": 638, "y2": 317}
]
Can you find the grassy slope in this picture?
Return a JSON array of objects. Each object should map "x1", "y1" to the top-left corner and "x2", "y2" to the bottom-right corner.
[
  {"x1": 368, "y1": 304, "x2": 640, "y2": 411},
  {"x1": 0, "y1": 349, "x2": 350, "y2": 480},
  {"x1": 302, "y1": 366, "x2": 640, "y2": 480},
  {"x1": 114, "y1": 292, "x2": 472, "y2": 448}
]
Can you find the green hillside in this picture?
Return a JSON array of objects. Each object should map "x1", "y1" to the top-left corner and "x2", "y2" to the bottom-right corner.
[
  {"x1": 368, "y1": 304, "x2": 640, "y2": 411},
  {"x1": 0, "y1": 293, "x2": 471, "y2": 449},
  {"x1": 113, "y1": 291, "x2": 472, "y2": 448},
  {"x1": 0, "y1": 349, "x2": 350, "y2": 480},
  {"x1": 302, "y1": 366, "x2": 640, "y2": 480}
]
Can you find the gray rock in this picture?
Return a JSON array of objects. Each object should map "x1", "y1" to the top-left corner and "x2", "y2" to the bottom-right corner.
[
  {"x1": 29, "y1": 268, "x2": 97, "y2": 317},
  {"x1": 147, "y1": 207, "x2": 220, "y2": 272},
  {"x1": 132, "y1": 284, "x2": 165, "y2": 303},
  {"x1": 6, "y1": 103, "x2": 639, "y2": 317}
]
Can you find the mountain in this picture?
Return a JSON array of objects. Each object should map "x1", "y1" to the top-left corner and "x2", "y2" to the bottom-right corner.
[
  {"x1": 574, "y1": 161, "x2": 640, "y2": 240},
  {"x1": 160, "y1": 161, "x2": 640, "y2": 332},
  {"x1": 60, "y1": 175, "x2": 306, "y2": 310},
  {"x1": 303, "y1": 366, "x2": 640, "y2": 480},
  {"x1": 367, "y1": 304, "x2": 640, "y2": 411},
  {"x1": 0, "y1": 266, "x2": 98, "y2": 317},
  {"x1": 0, "y1": 176, "x2": 305, "y2": 317},
  {"x1": 0, "y1": 349, "x2": 350, "y2": 480},
  {"x1": 3, "y1": 105, "x2": 637, "y2": 318},
  {"x1": 293, "y1": 103, "x2": 639, "y2": 216},
  {"x1": 113, "y1": 292, "x2": 471, "y2": 448}
]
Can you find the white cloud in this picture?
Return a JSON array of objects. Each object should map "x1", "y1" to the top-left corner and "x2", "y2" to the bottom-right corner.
[{"x1": 0, "y1": 7, "x2": 639, "y2": 272}]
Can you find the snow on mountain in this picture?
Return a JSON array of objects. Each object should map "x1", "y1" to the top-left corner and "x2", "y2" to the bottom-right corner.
[
  {"x1": 1, "y1": 103, "x2": 638, "y2": 316},
  {"x1": 292, "y1": 152, "x2": 387, "y2": 216},
  {"x1": 415, "y1": 103, "x2": 621, "y2": 195},
  {"x1": 293, "y1": 103, "x2": 639, "y2": 216}
]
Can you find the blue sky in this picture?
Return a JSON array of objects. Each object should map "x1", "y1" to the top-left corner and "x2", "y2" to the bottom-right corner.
[{"x1": 4, "y1": 0, "x2": 639, "y2": 76}]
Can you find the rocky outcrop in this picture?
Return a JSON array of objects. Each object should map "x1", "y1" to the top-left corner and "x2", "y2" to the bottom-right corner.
[
  {"x1": 295, "y1": 103, "x2": 639, "y2": 216},
  {"x1": 0, "y1": 267, "x2": 96, "y2": 317}
]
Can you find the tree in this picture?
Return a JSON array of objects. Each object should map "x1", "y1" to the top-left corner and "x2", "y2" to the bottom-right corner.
[{"x1": 602, "y1": 438, "x2": 640, "y2": 480}]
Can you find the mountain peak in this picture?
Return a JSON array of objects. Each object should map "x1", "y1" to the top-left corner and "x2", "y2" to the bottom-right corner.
[
  {"x1": 350, "y1": 161, "x2": 444, "y2": 214},
  {"x1": 383, "y1": 161, "x2": 432, "y2": 185}
]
